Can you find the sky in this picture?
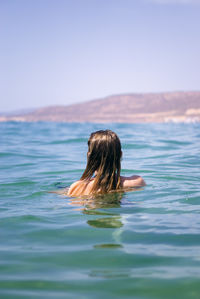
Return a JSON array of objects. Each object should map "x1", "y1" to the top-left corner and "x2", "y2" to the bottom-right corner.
[{"x1": 0, "y1": 0, "x2": 200, "y2": 112}]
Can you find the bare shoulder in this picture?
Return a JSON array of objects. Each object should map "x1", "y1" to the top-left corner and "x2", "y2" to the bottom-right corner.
[
  {"x1": 120, "y1": 175, "x2": 146, "y2": 189},
  {"x1": 67, "y1": 180, "x2": 81, "y2": 196},
  {"x1": 67, "y1": 179, "x2": 94, "y2": 197}
]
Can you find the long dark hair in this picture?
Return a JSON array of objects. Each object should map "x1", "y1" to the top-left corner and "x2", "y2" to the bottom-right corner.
[{"x1": 81, "y1": 130, "x2": 122, "y2": 194}]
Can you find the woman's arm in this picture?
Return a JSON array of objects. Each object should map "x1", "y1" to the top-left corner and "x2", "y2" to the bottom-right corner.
[{"x1": 120, "y1": 175, "x2": 146, "y2": 189}]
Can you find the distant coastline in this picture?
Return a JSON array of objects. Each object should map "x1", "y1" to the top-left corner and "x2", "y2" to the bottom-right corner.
[{"x1": 1, "y1": 91, "x2": 200, "y2": 123}]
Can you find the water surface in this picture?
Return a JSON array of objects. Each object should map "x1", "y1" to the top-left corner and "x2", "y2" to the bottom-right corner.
[{"x1": 0, "y1": 122, "x2": 200, "y2": 298}]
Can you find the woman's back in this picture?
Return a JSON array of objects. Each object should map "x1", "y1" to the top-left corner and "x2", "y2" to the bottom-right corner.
[{"x1": 67, "y1": 175, "x2": 145, "y2": 197}]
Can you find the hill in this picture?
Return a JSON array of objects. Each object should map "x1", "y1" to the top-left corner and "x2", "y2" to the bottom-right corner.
[{"x1": 1, "y1": 91, "x2": 200, "y2": 123}]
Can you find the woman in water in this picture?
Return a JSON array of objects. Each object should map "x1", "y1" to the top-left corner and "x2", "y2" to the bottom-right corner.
[{"x1": 67, "y1": 130, "x2": 145, "y2": 197}]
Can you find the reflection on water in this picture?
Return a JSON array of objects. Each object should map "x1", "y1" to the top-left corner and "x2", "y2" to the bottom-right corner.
[
  {"x1": 67, "y1": 189, "x2": 143, "y2": 231},
  {"x1": 94, "y1": 243, "x2": 123, "y2": 249},
  {"x1": 70, "y1": 192, "x2": 124, "y2": 227},
  {"x1": 87, "y1": 216, "x2": 123, "y2": 228},
  {"x1": 83, "y1": 209, "x2": 117, "y2": 216},
  {"x1": 69, "y1": 191, "x2": 126, "y2": 247},
  {"x1": 68, "y1": 190, "x2": 124, "y2": 209}
]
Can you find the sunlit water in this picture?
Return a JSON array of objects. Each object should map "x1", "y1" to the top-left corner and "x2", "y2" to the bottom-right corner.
[{"x1": 0, "y1": 122, "x2": 200, "y2": 299}]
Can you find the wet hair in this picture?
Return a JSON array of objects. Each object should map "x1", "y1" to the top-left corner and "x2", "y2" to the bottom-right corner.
[{"x1": 80, "y1": 130, "x2": 122, "y2": 194}]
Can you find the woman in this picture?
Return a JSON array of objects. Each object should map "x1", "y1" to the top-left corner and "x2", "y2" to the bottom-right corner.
[{"x1": 67, "y1": 130, "x2": 145, "y2": 197}]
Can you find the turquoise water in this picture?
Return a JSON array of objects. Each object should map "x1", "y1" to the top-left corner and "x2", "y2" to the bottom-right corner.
[{"x1": 1, "y1": 122, "x2": 200, "y2": 299}]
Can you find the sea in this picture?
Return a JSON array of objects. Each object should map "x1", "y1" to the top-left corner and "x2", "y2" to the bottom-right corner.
[{"x1": 0, "y1": 121, "x2": 200, "y2": 299}]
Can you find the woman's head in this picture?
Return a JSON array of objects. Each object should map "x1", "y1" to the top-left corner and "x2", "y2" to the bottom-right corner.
[{"x1": 81, "y1": 130, "x2": 122, "y2": 193}]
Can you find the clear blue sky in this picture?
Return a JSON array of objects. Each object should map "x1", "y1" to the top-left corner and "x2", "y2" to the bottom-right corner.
[{"x1": 0, "y1": 0, "x2": 200, "y2": 111}]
